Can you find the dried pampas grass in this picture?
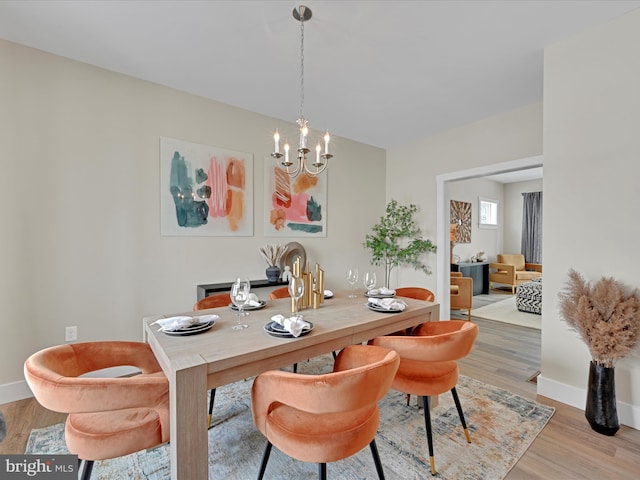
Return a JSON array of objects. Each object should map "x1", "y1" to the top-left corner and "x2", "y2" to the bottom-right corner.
[
  {"x1": 558, "y1": 269, "x2": 640, "y2": 368},
  {"x1": 259, "y1": 244, "x2": 288, "y2": 267}
]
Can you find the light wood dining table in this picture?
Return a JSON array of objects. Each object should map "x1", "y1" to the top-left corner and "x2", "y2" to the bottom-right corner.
[{"x1": 143, "y1": 290, "x2": 439, "y2": 479}]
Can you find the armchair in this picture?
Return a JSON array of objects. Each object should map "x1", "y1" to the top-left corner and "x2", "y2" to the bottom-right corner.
[
  {"x1": 450, "y1": 275, "x2": 473, "y2": 321},
  {"x1": 489, "y1": 254, "x2": 542, "y2": 294}
]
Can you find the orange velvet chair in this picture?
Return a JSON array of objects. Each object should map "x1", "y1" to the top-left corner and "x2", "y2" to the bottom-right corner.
[
  {"x1": 269, "y1": 286, "x2": 290, "y2": 300},
  {"x1": 395, "y1": 287, "x2": 435, "y2": 302},
  {"x1": 24, "y1": 342, "x2": 169, "y2": 480},
  {"x1": 193, "y1": 292, "x2": 231, "y2": 310},
  {"x1": 193, "y1": 292, "x2": 231, "y2": 427},
  {"x1": 370, "y1": 320, "x2": 479, "y2": 476},
  {"x1": 251, "y1": 344, "x2": 400, "y2": 480}
]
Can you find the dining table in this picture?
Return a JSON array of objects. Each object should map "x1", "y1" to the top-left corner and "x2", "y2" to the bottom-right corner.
[{"x1": 143, "y1": 289, "x2": 440, "y2": 479}]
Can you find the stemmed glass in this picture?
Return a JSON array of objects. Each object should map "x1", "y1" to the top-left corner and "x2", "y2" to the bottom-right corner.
[
  {"x1": 346, "y1": 267, "x2": 359, "y2": 298},
  {"x1": 363, "y1": 272, "x2": 377, "y2": 293},
  {"x1": 288, "y1": 276, "x2": 305, "y2": 316},
  {"x1": 230, "y1": 278, "x2": 250, "y2": 330}
]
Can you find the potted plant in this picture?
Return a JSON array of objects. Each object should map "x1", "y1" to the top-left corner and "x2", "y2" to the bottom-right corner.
[
  {"x1": 558, "y1": 269, "x2": 640, "y2": 435},
  {"x1": 259, "y1": 244, "x2": 288, "y2": 283},
  {"x1": 363, "y1": 199, "x2": 436, "y2": 288}
]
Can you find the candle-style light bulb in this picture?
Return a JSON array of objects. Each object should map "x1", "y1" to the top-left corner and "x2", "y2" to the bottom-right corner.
[
  {"x1": 323, "y1": 131, "x2": 330, "y2": 154},
  {"x1": 273, "y1": 129, "x2": 280, "y2": 154},
  {"x1": 315, "y1": 143, "x2": 321, "y2": 163},
  {"x1": 284, "y1": 142, "x2": 290, "y2": 163},
  {"x1": 300, "y1": 125, "x2": 308, "y2": 149}
]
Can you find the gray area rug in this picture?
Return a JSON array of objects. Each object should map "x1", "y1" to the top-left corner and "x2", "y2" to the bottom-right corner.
[{"x1": 26, "y1": 354, "x2": 554, "y2": 479}]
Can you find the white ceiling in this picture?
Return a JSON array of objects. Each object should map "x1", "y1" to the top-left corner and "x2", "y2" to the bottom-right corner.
[{"x1": 1, "y1": 1, "x2": 639, "y2": 149}]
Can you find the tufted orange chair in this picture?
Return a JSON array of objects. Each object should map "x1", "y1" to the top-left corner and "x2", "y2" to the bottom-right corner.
[
  {"x1": 24, "y1": 341, "x2": 169, "y2": 480},
  {"x1": 370, "y1": 320, "x2": 479, "y2": 476},
  {"x1": 193, "y1": 292, "x2": 231, "y2": 310},
  {"x1": 395, "y1": 287, "x2": 435, "y2": 302},
  {"x1": 194, "y1": 292, "x2": 232, "y2": 426},
  {"x1": 251, "y1": 344, "x2": 400, "y2": 480},
  {"x1": 269, "y1": 286, "x2": 290, "y2": 300}
]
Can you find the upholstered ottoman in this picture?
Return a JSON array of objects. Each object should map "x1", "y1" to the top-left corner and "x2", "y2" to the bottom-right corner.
[{"x1": 516, "y1": 277, "x2": 542, "y2": 314}]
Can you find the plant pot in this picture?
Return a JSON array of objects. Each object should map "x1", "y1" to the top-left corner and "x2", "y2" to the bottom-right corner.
[
  {"x1": 266, "y1": 266, "x2": 281, "y2": 283},
  {"x1": 585, "y1": 361, "x2": 619, "y2": 436}
]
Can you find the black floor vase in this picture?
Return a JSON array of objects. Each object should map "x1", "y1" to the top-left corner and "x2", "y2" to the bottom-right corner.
[{"x1": 585, "y1": 361, "x2": 619, "y2": 436}]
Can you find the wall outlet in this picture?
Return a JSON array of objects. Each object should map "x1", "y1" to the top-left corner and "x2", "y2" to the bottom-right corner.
[{"x1": 65, "y1": 326, "x2": 77, "y2": 342}]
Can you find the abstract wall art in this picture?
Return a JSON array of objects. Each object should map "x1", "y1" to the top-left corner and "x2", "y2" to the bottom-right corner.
[
  {"x1": 450, "y1": 199, "x2": 472, "y2": 243},
  {"x1": 160, "y1": 137, "x2": 253, "y2": 236},
  {"x1": 264, "y1": 160, "x2": 327, "y2": 237}
]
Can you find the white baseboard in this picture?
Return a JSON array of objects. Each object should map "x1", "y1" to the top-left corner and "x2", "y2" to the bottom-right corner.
[
  {"x1": 0, "y1": 380, "x2": 33, "y2": 405},
  {"x1": 538, "y1": 375, "x2": 640, "y2": 430},
  {"x1": 1, "y1": 366, "x2": 138, "y2": 406}
]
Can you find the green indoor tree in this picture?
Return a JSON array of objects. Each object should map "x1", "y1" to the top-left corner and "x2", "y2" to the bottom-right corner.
[{"x1": 363, "y1": 199, "x2": 437, "y2": 288}]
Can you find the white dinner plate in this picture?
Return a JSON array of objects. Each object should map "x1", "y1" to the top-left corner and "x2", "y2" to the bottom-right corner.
[
  {"x1": 162, "y1": 320, "x2": 215, "y2": 336},
  {"x1": 364, "y1": 291, "x2": 396, "y2": 298},
  {"x1": 366, "y1": 303, "x2": 403, "y2": 314}
]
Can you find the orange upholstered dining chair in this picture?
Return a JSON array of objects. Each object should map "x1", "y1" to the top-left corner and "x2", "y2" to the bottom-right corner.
[
  {"x1": 251, "y1": 344, "x2": 400, "y2": 480},
  {"x1": 370, "y1": 320, "x2": 479, "y2": 476},
  {"x1": 24, "y1": 341, "x2": 169, "y2": 480},
  {"x1": 193, "y1": 292, "x2": 232, "y2": 427},
  {"x1": 193, "y1": 292, "x2": 231, "y2": 310},
  {"x1": 395, "y1": 287, "x2": 435, "y2": 302},
  {"x1": 269, "y1": 286, "x2": 290, "y2": 300}
]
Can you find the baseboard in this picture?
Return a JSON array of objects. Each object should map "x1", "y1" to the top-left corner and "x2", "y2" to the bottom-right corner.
[
  {"x1": 1, "y1": 366, "x2": 139, "y2": 405},
  {"x1": 538, "y1": 375, "x2": 640, "y2": 430},
  {"x1": 0, "y1": 380, "x2": 33, "y2": 405}
]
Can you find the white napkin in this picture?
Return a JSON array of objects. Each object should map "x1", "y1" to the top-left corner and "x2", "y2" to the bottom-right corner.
[
  {"x1": 368, "y1": 297, "x2": 407, "y2": 311},
  {"x1": 367, "y1": 287, "x2": 396, "y2": 296},
  {"x1": 152, "y1": 315, "x2": 219, "y2": 332},
  {"x1": 270, "y1": 314, "x2": 311, "y2": 337},
  {"x1": 246, "y1": 293, "x2": 262, "y2": 307}
]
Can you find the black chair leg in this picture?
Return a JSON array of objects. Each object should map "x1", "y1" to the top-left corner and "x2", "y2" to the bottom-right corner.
[
  {"x1": 79, "y1": 459, "x2": 94, "y2": 480},
  {"x1": 293, "y1": 363, "x2": 298, "y2": 373},
  {"x1": 422, "y1": 395, "x2": 436, "y2": 476},
  {"x1": 257, "y1": 442, "x2": 273, "y2": 480},
  {"x1": 208, "y1": 388, "x2": 217, "y2": 429},
  {"x1": 318, "y1": 462, "x2": 327, "y2": 480},
  {"x1": 369, "y1": 439, "x2": 386, "y2": 480},
  {"x1": 451, "y1": 387, "x2": 472, "y2": 443}
]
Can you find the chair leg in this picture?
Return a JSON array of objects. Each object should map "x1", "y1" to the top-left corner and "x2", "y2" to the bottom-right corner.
[
  {"x1": 79, "y1": 459, "x2": 94, "y2": 480},
  {"x1": 293, "y1": 363, "x2": 298, "y2": 373},
  {"x1": 369, "y1": 439, "x2": 386, "y2": 480},
  {"x1": 207, "y1": 388, "x2": 217, "y2": 428},
  {"x1": 421, "y1": 395, "x2": 436, "y2": 476},
  {"x1": 318, "y1": 462, "x2": 327, "y2": 480},
  {"x1": 467, "y1": 308, "x2": 472, "y2": 321},
  {"x1": 406, "y1": 393, "x2": 411, "y2": 406},
  {"x1": 451, "y1": 387, "x2": 472, "y2": 443},
  {"x1": 257, "y1": 442, "x2": 273, "y2": 480}
]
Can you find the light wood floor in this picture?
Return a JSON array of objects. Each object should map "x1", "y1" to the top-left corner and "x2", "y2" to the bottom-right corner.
[{"x1": 2, "y1": 298, "x2": 639, "y2": 479}]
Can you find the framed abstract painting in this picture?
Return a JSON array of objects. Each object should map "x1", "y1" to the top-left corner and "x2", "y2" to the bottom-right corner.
[
  {"x1": 160, "y1": 137, "x2": 253, "y2": 236},
  {"x1": 264, "y1": 160, "x2": 327, "y2": 237}
]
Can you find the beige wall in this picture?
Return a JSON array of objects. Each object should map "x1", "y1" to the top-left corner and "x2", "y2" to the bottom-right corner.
[
  {"x1": 540, "y1": 9, "x2": 640, "y2": 425},
  {"x1": 0, "y1": 40, "x2": 386, "y2": 396},
  {"x1": 386, "y1": 103, "x2": 543, "y2": 292}
]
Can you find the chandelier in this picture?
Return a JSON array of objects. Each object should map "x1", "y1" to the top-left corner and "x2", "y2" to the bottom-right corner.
[{"x1": 271, "y1": 5, "x2": 332, "y2": 177}]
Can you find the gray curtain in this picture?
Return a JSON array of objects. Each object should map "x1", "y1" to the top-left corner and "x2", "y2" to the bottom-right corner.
[{"x1": 521, "y1": 192, "x2": 542, "y2": 264}]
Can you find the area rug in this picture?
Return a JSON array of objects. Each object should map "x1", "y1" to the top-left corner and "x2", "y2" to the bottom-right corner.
[
  {"x1": 26, "y1": 354, "x2": 554, "y2": 480},
  {"x1": 471, "y1": 296, "x2": 541, "y2": 330}
]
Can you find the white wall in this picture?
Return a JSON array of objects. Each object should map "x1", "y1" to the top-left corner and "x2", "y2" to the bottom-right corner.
[
  {"x1": 0, "y1": 40, "x2": 386, "y2": 398},
  {"x1": 503, "y1": 179, "x2": 543, "y2": 256},
  {"x1": 539, "y1": 9, "x2": 640, "y2": 426}
]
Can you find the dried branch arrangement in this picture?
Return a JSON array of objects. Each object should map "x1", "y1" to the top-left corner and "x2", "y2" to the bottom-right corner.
[
  {"x1": 259, "y1": 244, "x2": 288, "y2": 267},
  {"x1": 558, "y1": 269, "x2": 640, "y2": 368}
]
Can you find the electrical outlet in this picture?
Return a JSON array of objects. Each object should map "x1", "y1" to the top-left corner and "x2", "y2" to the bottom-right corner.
[{"x1": 65, "y1": 326, "x2": 77, "y2": 342}]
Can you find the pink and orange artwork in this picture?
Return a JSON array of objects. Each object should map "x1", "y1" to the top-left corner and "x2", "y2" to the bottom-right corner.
[
  {"x1": 264, "y1": 161, "x2": 327, "y2": 237},
  {"x1": 160, "y1": 137, "x2": 253, "y2": 236}
]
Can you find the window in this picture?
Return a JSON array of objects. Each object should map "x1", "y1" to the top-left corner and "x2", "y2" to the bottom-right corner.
[{"x1": 479, "y1": 197, "x2": 498, "y2": 228}]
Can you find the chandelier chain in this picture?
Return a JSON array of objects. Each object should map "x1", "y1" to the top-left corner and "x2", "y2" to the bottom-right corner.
[{"x1": 299, "y1": 16, "x2": 305, "y2": 121}]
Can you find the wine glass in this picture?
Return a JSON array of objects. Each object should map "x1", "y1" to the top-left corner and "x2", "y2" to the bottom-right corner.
[
  {"x1": 288, "y1": 276, "x2": 305, "y2": 316},
  {"x1": 363, "y1": 272, "x2": 377, "y2": 293},
  {"x1": 231, "y1": 278, "x2": 250, "y2": 330},
  {"x1": 346, "y1": 267, "x2": 359, "y2": 298}
]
